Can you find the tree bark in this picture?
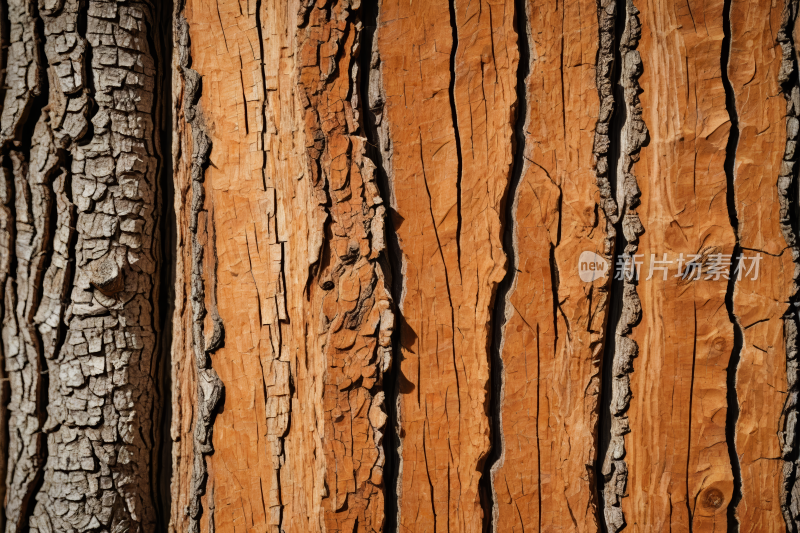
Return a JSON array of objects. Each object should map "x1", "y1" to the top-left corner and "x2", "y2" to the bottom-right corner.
[{"x1": 0, "y1": 0, "x2": 799, "y2": 532}]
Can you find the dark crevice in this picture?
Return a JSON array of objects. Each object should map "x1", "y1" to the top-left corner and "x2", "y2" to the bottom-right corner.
[
  {"x1": 448, "y1": 0, "x2": 463, "y2": 273},
  {"x1": 153, "y1": 0, "x2": 175, "y2": 530},
  {"x1": 721, "y1": 0, "x2": 743, "y2": 527},
  {"x1": 76, "y1": 3, "x2": 95, "y2": 146},
  {"x1": 686, "y1": 303, "x2": 697, "y2": 530},
  {"x1": 596, "y1": 0, "x2": 627, "y2": 527},
  {"x1": 481, "y1": 0, "x2": 530, "y2": 528},
  {"x1": 359, "y1": 1, "x2": 403, "y2": 531}
]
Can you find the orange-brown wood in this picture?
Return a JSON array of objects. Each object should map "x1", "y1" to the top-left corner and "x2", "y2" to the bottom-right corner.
[
  {"x1": 489, "y1": 0, "x2": 612, "y2": 529},
  {"x1": 623, "y1": 0, "x2": 737, "y2": 529},
  {"x1": 729, "y1": 0, "x2": 794, "y2": 529},
  {"x1": 376, "y1": 0, "x2": 518, "y2": 530}
]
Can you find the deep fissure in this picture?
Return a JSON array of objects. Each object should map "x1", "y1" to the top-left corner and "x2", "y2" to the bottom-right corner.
[
  {"x1": 596, "y1": 0, "x2": 627, "y2": 526},
  {"x1": 359, "y1": 1, "x2": 403, "y2": 530},
  {"x1": 720, "y1": 0, "x2": 743, "y2": 526},
  {"x1": 155, "y1": 0, "x2": 176, "y2": 529},
  {"x1": 481, "y1": 0, "x2": 531, "y2": 528},
  {"x1": 448, "y1": 0, "x2": 463, "y2": 272}
]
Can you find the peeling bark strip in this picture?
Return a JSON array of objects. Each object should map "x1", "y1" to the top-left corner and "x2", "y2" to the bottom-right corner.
[
  {"x1": 296, "y1": 1, "x2": 394, "y2": 530},
  {"x1": 489, "y1": 0, "x2": 614, "y2": 526},
  {"x1": 600, "y1": 1, "x2": 646, "y2": 530},
  {"x1": 620, "y1": 0, "x2": 738, "y2": 526},
  {"x1": 727, "y1": 0, "x2": 797, "y2": 528},
  {"x1": 175, "y1": 12, "x2": 224, "y2": 533},
  {"x1": 374, "y1": 0, "x2": 518, "y2": 530},
  {"x1": 778, "y1": 0, "x2": 800, "y2": 528}
]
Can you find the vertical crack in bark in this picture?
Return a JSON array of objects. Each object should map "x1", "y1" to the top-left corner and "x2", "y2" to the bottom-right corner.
[
  {"x1": 448, "y1": 0, "x2": 463, "y2": 272},
  {"x1": 599, "y1": 1, "x2": 646, "y2": 531},
  {"x1": 0, "y1": 1, "x2": 8, "y2": 529},
  {"x1": 360, "y1": 1, "x2": 404, "y2": 530},
  {"x1": 595, "y1": 0, "x2": 624, "y2": 524},
  {"x1": 776, "y1": 0, "x2": 800, "y2": 528},
  {"x1": 296, "y1": 1, "x2": 394, "y2": 529},
  {"x1": 175, "y1": 7, "x2": 224, "y2": 533},
  {"x1": 483, "y1": 0, "x2": 530, "y2": 529},
  {"x1": 153, "y1": 0, "x2": 175, "y2": 527},
  {"x1": 721, "y1": 0, "x2": 743, "y2": 526}
]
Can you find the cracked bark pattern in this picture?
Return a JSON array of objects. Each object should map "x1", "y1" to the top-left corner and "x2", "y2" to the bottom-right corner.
[
  {"x1": 0, "y1": 0, "x2": 798, "y2": 530},
  {"x1": 24, "y1": 1, "x2": 163, "y2": 531},
  {"x1": 373, "y1": 0, "x2": 518, "y2": 531},
  {"x1": 620, "y1": 0, "x2": 738, "y2": 528},
  {"x1": 171, "y1": 1, "x2": 392, "y2": 532},
  {"x1": 0, "y1": 0, "x2": 166, "y2": 531},
  {"x1": 600, "y1": 1, "x2": 646, "y2": 531},
  {"x1": 488, "y1": 0, "x2": 614, "y2": 528},
  {"x1": 296, "y1": 2, "x2": 394, "y2": 531},
  {"x1": 727, "y1": 0, "x2": 797, "y2": 528}
]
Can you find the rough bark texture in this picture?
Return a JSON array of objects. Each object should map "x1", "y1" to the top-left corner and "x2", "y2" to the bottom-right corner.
[
  {"x1": 2, "y1": 0, "x2": 800, "y2": 532},
  {"x1": 0, "y1": 1, "x2": 165, "y2": 532}
]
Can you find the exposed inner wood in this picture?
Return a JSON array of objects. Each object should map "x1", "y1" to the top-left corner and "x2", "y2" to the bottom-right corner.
[
  {"x1": 374, "y1": 0, "x2": 518, "y2": 531},
  {"x1": 489, "y1": 0, "x2": 614, "y2": 528},
  {"x1": 621, "y1": 0, "x2": 737, "y2": 528}
]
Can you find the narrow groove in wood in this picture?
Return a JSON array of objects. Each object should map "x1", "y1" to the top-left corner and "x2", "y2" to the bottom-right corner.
[
  {"x1": 153, "y1": 0, "x2": 174, "y2": 527},
  {"x1": 448, "y1": 0, "x2": 463, "y2": 273},
  {"x1": 720, "y1": 0, "x2": 743, "y2": 526},
  {"x1": 483, "y1": 0, "x2": 529, "y2": 528}
]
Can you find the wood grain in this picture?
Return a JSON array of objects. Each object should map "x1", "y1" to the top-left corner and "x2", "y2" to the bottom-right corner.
[
  {"x1": 727, "y1": 0, "x2": 795, "y2": 530},
  {"x1": 489, "y1": 0, "x2": 613, "y2": 529},
  {"x1": 374, "y1": 0, "x2": 518, "y2": 531},
  {"x1": 622, "y1": 0, "x2": 737, "y2": 529}
]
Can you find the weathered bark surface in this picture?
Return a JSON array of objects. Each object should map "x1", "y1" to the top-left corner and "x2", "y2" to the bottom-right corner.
[
  {"x1": 373, "y1": 1, "x2": 518, "y2": 531},
  {"x1": 0, "y1": 1, "x2": 165, "y2": 532},
  {"x1": 2, "y1": 0, "x2": 800, "y2": 532},
  {"x1": 621, "y1": 0, "x2": 737, "y2": 529}
]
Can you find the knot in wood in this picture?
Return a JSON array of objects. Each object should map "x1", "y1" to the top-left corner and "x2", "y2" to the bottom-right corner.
[
  {"x1": 703, "y1": 488, "x2": 725, "y2": 510},
  {"x1": 90, "y1": 256, "x2": 124, "y2": 296}
]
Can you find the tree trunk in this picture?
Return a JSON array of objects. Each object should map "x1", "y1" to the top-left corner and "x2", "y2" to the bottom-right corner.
[{"x1": 0, "y1": 0, "x2": 798, "y2": 532}]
